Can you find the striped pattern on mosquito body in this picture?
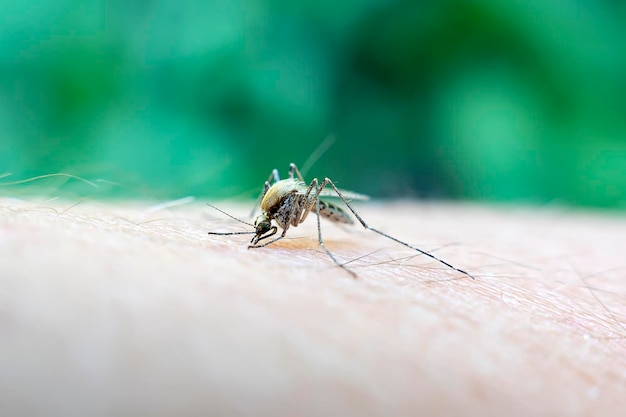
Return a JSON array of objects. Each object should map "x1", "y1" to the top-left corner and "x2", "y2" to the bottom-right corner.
[{"x1": 317, "y1": 200, "x2": 353, "y2": 225}]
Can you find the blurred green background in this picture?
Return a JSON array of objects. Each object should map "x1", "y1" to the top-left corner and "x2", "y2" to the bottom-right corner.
[{"x1": 1, "y1": 0, "x2": 625, "y2": 207}]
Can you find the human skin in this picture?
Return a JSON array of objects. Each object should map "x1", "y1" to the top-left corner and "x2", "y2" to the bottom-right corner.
[{"x1": 0, "y1": 197, "x2": 625, "y2": 417}]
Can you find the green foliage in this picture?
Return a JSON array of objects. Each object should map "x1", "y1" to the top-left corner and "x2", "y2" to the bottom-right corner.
[{"x1": 1, "y1": 0, "x2": 625, "y2": 207}]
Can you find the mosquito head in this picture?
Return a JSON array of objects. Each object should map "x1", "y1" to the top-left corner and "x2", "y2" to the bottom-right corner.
[
  {"x1": 251, "y1": 212, "x2": 276, "y2": 245},
  {"x1": 254, "y1": 213, "x2": 272, "y2": 233}
]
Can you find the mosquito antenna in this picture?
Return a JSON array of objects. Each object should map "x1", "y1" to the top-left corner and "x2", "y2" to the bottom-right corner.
[{"x1": 206, "y1": 203, "x2": 255, "y2": 227}]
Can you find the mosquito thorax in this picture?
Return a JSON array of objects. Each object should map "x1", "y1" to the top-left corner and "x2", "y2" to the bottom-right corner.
[{"x1": 260, "y1": 178, "x2": 300, "y2": 212}]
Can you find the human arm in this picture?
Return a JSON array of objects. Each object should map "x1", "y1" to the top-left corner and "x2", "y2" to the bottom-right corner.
[{"x1": 1, "y1": 198, "x2": 624, "y2": 416}]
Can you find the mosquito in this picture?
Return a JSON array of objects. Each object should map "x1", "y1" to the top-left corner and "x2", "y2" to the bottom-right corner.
[{"x1": 208, "y1": 163, "x2": 474, "y2": 279}]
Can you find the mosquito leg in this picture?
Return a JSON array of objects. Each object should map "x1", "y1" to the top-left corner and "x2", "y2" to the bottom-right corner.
[
  {"x1": 303, "y1": 178, "x2": 357, "y2": 278},
  {"x1": 249, "y1": 226, "x2": 281, "y2": 247},
  {"x1": 319, "y1": 178, "x2": 475, "y2": 280},
  {"x1": 249, "y1": 234, "x2": 285, "y2": 248},
  {"x1": 249, "y1": 169, "x2": 281, "y2": 218},
  {"x1": 208, "y1": 231, "x2": 256, "y2": 236},
  {"x1": 249, "y1": 226, "x2": 286, "y2": 248},
  {"x1": 289, "y1": 163, "x2": 306, "y2": 183},
  {"x1": 292, "y1": 177, "x2": 320, "y2": 225}
]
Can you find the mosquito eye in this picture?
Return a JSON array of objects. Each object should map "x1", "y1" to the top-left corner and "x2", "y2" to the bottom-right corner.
[{"x1": 255, "y1": 219, "x2": 270, "y2": 233}]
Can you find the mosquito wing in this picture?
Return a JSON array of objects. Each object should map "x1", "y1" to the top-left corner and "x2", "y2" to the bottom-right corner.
[
  {"x1": 295, "y1": 185, "x2": 370, "y2": 201},
  {"x1": 320, "y1": 188, "x2": 370, "y2": 200}
]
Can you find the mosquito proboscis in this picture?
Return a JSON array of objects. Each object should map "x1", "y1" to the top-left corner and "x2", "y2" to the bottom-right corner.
[{"x1": 208, "y1": 163, "x2": 475, "y2": 279}]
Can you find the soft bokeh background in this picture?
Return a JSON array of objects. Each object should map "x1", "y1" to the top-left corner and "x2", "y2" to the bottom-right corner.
[{"x1": 1, "y1": 0, "x2": 625, "y2": 207}]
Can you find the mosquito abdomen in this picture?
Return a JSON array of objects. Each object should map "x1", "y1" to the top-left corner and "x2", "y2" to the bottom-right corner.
[{"x1": 318, "y1": 200, "x2": 353, "y2": 225}]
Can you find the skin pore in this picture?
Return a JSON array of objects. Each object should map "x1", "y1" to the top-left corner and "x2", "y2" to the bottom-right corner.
[{"x1": 1, "y1": 196, "x2": 625, "y2": 416}]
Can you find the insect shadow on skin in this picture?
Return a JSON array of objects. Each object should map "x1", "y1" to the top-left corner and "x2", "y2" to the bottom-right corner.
[{"x1": 208, "y1": 163, "x2": 475, "y2": 279}]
